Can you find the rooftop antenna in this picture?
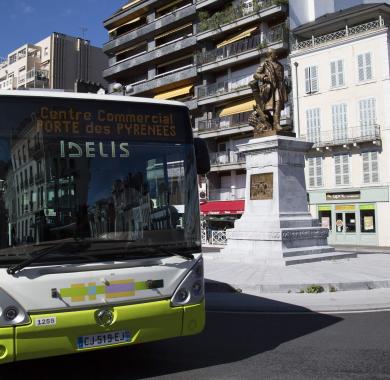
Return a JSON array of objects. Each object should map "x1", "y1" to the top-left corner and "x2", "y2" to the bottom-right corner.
[{"x1": 81, "y1": 27, "x2": 88, "y2": 39}]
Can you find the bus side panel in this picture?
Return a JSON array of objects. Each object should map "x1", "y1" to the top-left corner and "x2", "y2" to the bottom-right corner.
[
  {"x1": 0, "y1": 327, "x2": 15, "y2": 364},
  {"x1": 182, "y1": 300, "x2": 206, "y2": 336},
  {"x1": 15, "y1": 300, "x2": 183, "y2": 362}
]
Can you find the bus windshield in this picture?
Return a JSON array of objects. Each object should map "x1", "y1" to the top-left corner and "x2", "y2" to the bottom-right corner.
[{"x1": 0, "y1": 94, "x2": 200, "y2": 265}]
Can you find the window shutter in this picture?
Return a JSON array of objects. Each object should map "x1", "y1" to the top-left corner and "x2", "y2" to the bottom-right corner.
[
  {"x1": 305, "y1": 67, "x2": 311, "y2": 93},
  {"x1": 330, "y1": 61, "x2": 337, "y2": 87},
  {"x1": 371, "y1": 151, "x2": 379, "y2": 183},
  {"x1": 337, "y1": 60, "x2": 344, "y2": 86},
  {"x1": 308, "y1": 158, "x2": 315, "y2": 187},
  {"x1": 365, "y1": 52, "x2": 372, "y2": 80},
  {"x1": 342, "y1": 155, "x2": 350, "y2": 185},
  {"x1": 362, "y1": 152, "x2": 370, "y2": 184},
  {"x1": 335, "y1": 155, "x2": 341, "y2": 185},
  {"x1": 315, "y1": 157, "x2": 323, "y2": 187},
  {"x1": 310, "y1": 65, "x2": 318, "y2": 92},
  {"x1": 332, "y1": 104, "x2": 348, "y2": 142},
  {"x1": 357, "y1": 54, "x2": 365, "y2": 81}
]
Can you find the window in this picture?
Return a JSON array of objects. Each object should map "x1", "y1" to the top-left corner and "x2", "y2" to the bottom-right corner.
[
  {"x1": 334, "y1": 154, "x2": 350, "y2": 186},
  {"x1": 332, "y1": 103, "x2": 348, "y2": 142},
  {"x1": 9, "y1": 54, "x2": 17, "y2": 64},
  {"x1": 330, "y1": 60, "x2": 344, "y2": 88},
  {"x1": 307, "y1": 157, "x2": 323, "y2": 187},
  {"x1": 359, "y1": 98, "x2": 376, "y2": 136},
  {"x1": 306, "y1": 108, "x2": 321, "y2": 143},
  {"x1": 357, "y1": 52, "x2": 372, "y2": 82},
  {"x1": 360, "y1": 207, "x2": 376, "y2": 233},
  {"x1": 362, "y1": 151, "x2": 379, "y2": 184},
  {"x1": 304, "y1": 65, "x2": 318, "y2": 93},
  {"x1": 318, "y1": 209, "x2": 332, "y2": 230}
]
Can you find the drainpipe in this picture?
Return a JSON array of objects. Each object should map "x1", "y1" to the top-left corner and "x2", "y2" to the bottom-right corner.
[{"x1": 294, "y1": 61, "x2": 300, "y2": 137}]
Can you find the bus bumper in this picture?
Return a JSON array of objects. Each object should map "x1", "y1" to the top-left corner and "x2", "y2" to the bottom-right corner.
[{"x1": 0, "y1": 299, "x2": 205, "y2": 363}]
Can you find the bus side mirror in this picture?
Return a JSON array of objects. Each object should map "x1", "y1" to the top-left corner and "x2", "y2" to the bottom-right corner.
[{"x1": 194, "y1": 138, "x2": 210, "y2": 175}]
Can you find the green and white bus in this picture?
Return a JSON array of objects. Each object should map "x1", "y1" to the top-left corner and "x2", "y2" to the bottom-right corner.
[{"x1": 0, "y1": 90, "x2": 209, "y2": 363}]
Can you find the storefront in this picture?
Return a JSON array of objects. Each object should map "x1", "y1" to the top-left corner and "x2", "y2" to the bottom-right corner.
[
  {"x1": 200, "y1": 200, "x2": 244, "y2": 232},
  {"x1": 309, "y1": 187, "x2": 389, "y2": 247}
]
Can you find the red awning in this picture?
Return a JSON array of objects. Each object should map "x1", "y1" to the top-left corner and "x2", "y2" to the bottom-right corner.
[{"x1": 200, "y1": 200, "x2": 245, "y2": 215}]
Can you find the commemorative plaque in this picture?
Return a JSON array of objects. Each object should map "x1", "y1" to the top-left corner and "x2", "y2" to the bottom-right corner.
[{"x1": 250, "y1": 173, "x2": 273, "y2": 200}]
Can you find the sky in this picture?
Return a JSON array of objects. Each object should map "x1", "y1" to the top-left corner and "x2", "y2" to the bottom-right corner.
[{"x1": 0, "y1": 0, "x2": 126, "y2": 58}]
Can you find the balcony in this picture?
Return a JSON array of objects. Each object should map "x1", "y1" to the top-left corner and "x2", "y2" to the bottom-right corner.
[
  {"x1": 29, "y1": 143, "x2": 44, "y2": 159},
  {"x1": 129, "y1": 66, "x2": 197, "y2": 96},
  {"x1": 197, "y1": 74, "x2": 252, "y2": 105},
  {"x1": 301, "y1": 125, "x2": 381, "y2": 149},
  {"x1": 198, "y1": 112, "x2": 253, "y2": 137},
  {"x1": 104, "y1": 36, "x2": 196, "y2": 79},
  {"x1": 35, "y1": 172, "x2": 45, "y2": 184},
  {"x1": 210, "y1": 151, "x2": 246, "y2": 171},
  {"x1": 25, "y1": 69, "x2": 49, "y2": 86},
  {"x1": 197, "y1": 25, "x2": 287, "y2": 72},
  {"x1": 197, "y1": 0, "x2": 287, "y2": 38},
  {"x1": 209, "y1": 187, "x2": 245, "y2": 201},
  {"x1": 292, "y1": 18, "x2": 386, "y2": 52},
  {"x1": 103, "y1": 4, "x2": 196, "y2": 55}
]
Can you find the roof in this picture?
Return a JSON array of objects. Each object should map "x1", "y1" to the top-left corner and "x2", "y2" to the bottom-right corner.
[
  {"x1": 293, "y1": 2, "x2": 390, "y2": 36},
  {"x1": 0, "y1": 90, "x2": 187, "y2": 108}
]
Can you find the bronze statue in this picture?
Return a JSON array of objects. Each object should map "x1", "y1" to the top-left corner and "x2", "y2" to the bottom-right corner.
[{"x1": 249, "y1": 49, "x2": 290, "y2": 136}]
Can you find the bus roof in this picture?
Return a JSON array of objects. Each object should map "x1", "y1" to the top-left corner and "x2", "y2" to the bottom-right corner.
[{"x1": 0, "y1": 90, "x2": 188, "y2": 109}]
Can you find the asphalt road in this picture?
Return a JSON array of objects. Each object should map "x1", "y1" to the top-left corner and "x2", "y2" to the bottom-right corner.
[{"x1": 2, "y1": 308, "x2": 390, "y2": 380}]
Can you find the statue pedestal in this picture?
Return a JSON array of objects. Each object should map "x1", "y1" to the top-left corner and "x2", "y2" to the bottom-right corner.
[{"x1": 221, "y1": 135, "x2": 355, "y2": 265}]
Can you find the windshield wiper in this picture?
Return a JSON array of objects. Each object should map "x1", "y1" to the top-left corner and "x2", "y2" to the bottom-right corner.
[{"x1": 7, "y1": 240, "x2": 91, "y2": 275}]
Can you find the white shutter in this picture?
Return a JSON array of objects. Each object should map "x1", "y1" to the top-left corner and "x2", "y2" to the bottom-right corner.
[
  {"x1": 362, "y1": 152, "x2": 370, "y2": 184},
  {"x1": 330, "y1": 61, "x2": 337, "y2": 87},
  {"x1": 305, "y1": 67, "x2": 311, "y2": 93},
  {"x1": 310, "y1": 65, "x2": 318, "y2": 92},
  {"x1": 315, "y1": 157, "x2": 323, "y2": 187},
  {"x1": 371, "y1": 151, "x2": 379, "y2": 183},
  {"x1": 308, "y1": 158, "x2": 315, "y2": 187},
  {"x1": 332, "y1": 104, "x2": 348, "y2": 142},
  {"x1": 306, "y1": 108, "x2": 321, "y2": 143},
  {"x1": 342, "y1": 155, "x2": 350, "y2": 185},
  {"x1": 357, "y1": 54, "x2": 365, "y2": 81},
  {"x1": 365, "y1": 52, "x2": 372, "y2": 80},
  {"x1": 337, "y1": 60, "x2": 344, "y2": 86},
  {"x1": 359, "y1": 98, "x2": 376, "y2": 136},
  {"x1": 335, "y1": 155, "x2": 341, "y2": 185}
]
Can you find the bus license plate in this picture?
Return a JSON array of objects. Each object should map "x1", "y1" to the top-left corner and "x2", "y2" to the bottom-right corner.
[{"x1": 77, "y1": 330, "x2": 131, "y2": 349}]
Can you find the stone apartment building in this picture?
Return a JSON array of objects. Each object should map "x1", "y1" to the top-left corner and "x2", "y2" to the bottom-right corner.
[
  {"x1": 102, "y1": 0, "x2": 289, "y2": 232},
  {"x1": 0, "y1": 33, "x2": 107, "y2": 91},
  {"x1": 290, "y1": 3, "x2": 390, "y2": 247}
]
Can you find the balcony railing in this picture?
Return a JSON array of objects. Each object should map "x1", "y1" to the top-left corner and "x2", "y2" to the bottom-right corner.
[
  {"x1": 198, "y1": 111, "x2": 251, "y2": 132},
  {"x1": 301, "y1": 125, "x2": 381, "y2": 148},
  {"x1": 198, "y1": 0, "x2": 286, "y2": 33},
  {"x1": 26, "y1": 69, "x2": 49, "y2": 83},
  {"x1": 197, "y1": 24, "x2": 286, "y2": 66},
  {"x1": 292, "y1": 18, "x2": 386, "y2": 51},
  {"x1": 197, "y1": 73, "x2": 252, "y2": 99},
  {"x1": 210, "y1": 151, "x2": 246, "y2": 166},
  {"x1": 209, "y1": 187, "x2": 245, "y2": 201}
]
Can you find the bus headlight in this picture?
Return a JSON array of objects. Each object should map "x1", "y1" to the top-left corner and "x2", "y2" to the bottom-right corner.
[
  {"x1": 0, "y1": 287, "x2": 29, "y2": 326},
  {"x1": 171, "y1": 257, "x2": 204, "y2": 307}
]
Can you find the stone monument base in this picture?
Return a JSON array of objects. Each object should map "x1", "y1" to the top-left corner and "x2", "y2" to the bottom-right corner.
[{"x1": 221, "y1": 135, "x2": 356, "y2": 265}]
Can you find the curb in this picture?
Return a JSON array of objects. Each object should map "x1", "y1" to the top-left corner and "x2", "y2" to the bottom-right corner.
[{"x1": 204, "y1": 289, "x2": 390, "y2": 314}]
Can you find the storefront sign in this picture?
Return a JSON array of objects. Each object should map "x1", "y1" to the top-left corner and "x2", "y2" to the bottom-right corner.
[
  {"x1": 250, "y1": 173, "x2": 273, "y2": 200},
  {"x1": 326, "y1": 191, "x2": 360, "y2": 201},
  {"x1": 335, "y1": 204, "x2": 355, "y2": 211}
]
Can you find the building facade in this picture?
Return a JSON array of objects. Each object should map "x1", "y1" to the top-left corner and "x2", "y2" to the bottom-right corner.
[
  {"x1": 102, "y1": 0, "x2": 289, "y2": 231},
  {"x1": 0, "y1": 33, "x2": 107, "y2": 91},
  {"x1": 290, "y1": 3, "x2": 390, "y2": 246}
]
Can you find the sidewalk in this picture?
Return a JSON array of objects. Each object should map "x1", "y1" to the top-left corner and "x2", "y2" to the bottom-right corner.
[{"x1": 203, "y1": 250, "x2": 390, "y2": 313}]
